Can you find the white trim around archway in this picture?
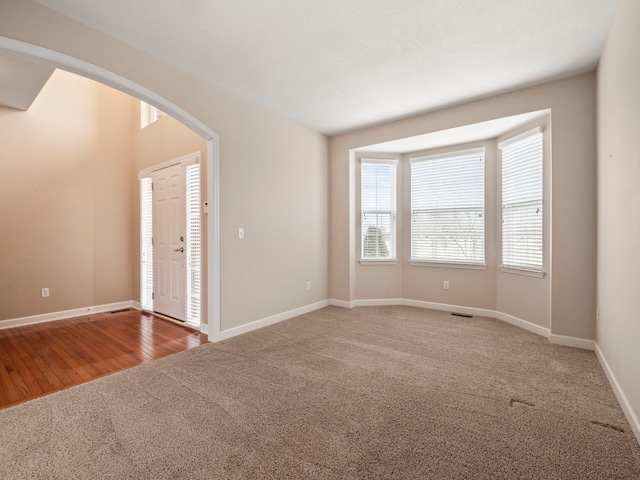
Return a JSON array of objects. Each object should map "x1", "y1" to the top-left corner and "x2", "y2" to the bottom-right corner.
[{"x1": 0, "y1": 36, "x2": 222, "y2": 342}]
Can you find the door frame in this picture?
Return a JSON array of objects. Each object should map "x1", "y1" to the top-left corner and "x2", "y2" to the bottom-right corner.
[
  {"x1": 140, "y1": 153, "x2": 200, "y2": 325},
  {"x1": 0, "y1": 37, "x2": 222, "y2": 341}
]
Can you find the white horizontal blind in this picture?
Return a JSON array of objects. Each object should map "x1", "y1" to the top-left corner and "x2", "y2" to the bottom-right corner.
[
  {"x1": 185, "y1": 163, "x2": 201, "y2": 325},
  {"x1": 140, "y1": 177, "x2": 154, "y2": 311},
  {"x1": 361, "y1": 160, "x2": 397, "y2": 260},
  {"x1": 411, "y1": 149, "x2": 485, "y2": 264},
  {"x1": 500, "y1": 129, "x2": 543, "y2": 271}
]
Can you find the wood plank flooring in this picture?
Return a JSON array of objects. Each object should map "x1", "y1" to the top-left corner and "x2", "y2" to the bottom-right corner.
[{"x1": 0, "y1": 309, "x2": 207, "y2": 409}]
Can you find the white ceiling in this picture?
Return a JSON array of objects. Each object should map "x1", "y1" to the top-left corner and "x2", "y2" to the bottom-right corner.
[{"x1": 28, "y1": 1, "x2": 617, "y2": 135}]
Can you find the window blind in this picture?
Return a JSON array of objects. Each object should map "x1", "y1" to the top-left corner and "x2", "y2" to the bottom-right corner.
[
  {"x1": 361, "y1": 160, "x2": 397, "y2": 260},
  {"x1": 140, "y1": 177, "x2": 154, "y2": 311},
  {"x1": 185, "y1": 163, "x2": 201, "y2": 325},
  {"x1": 499, "y1": 128, "x2": 543, "y2": 271},
  {"x1": 410, "y1": 148, "x2": 485, "y2": 265}
]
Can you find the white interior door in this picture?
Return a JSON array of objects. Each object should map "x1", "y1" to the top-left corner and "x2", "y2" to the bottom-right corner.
[{"x1": 153, "y1": 163, "x2": 186, "y2": 321}]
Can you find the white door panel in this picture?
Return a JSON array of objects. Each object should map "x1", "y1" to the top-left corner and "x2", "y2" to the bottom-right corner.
[{"x1": 153, "y1": 163, "x2": 186, "y2": 321}]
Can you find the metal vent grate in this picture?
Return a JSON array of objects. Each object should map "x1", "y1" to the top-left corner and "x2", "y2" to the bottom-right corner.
[{"x1": 109, "y1": 308, "x2": 132, "y2": 314}]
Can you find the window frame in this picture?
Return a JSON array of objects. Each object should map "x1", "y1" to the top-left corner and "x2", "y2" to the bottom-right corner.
[
  {"x1": 140, "y1": 100, "x2": 168, "y2": 128},
  {"x1": 409, "y1": 147, "x2": 486, "y2": 268},
  {"x1": 359, "y1": 158, "x2": 399, "y2": 263}
]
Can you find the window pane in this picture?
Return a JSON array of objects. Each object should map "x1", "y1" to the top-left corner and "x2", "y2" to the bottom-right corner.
[
  {"x1": 411, "y1": 150, "x2": 485, "y2": 264},
  {"x1": 361, "y1": 162, "x2": 396, "y2": 260},
  {"x1": 501, "y1": 131, "x2": 543, "y2": 270},
  {"x1": 140, "y1": 177, "x2": 153, "y2": 311},
  {"x1": 185, "y1": 163, "x2": 201, "y2": 325}
]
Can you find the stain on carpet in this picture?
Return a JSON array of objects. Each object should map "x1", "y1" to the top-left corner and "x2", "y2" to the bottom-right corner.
[
  {"x1": 510, "y1": 398, "x2": 535, "y2": 408},
  {"x1": 592, "y1": 420, "x2": 625, "y2": 433}
]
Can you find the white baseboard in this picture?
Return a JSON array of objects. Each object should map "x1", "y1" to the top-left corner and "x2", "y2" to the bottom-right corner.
[
  {"x1": 494, "y1": 311, "x2": 550, "y2": 338},
  {"x1": 331, "y1": 297, "x2": 498, "y2": 319},
  {"x1": 549, "y1": 334, "x2": 596, "y2": 350},
  {"x1": 353, "y1": 298, "x2": 404, "y2": 307},
  {"x1": 328, "y1": 297, "x2": 606, "y2": 350},
  {"x1": 402, "y1": 298, "x2": 497, "y2": 319},
  {"x1": 595, "y1": 345, "x2": 640, "y2": 446},
  {"x1": 219, "y1": 300, "x2": 330, "y2": 341},
  {"x1": 0, "y1": 301, "x2": 137, "y2": 330},
  {"x1": 329, "y1": 299, "x2": 354, "y2": 308},
  {"x1": 2, "y1": 296, "x2": 592, "y2": 354},
  {"x1": 2, "y1": 299, "x2": 212, "y2": 337}
]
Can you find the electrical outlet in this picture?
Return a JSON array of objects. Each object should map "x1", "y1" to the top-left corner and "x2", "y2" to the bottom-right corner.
[
  {"x1": 443, "y1": 281, "x2": 449, "y2": 290},
  {"x1": 41, "y1": 288, "x2": 50, "y2": 298},
  {"x1": 306, "y1": 281, "x2": 311, "y2": 290}
]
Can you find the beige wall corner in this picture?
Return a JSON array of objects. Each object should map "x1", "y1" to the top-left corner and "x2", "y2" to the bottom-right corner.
[
  {"x1": 0, "y1": 70, "x2": 135, "y2": 321},
  {"x1": 597, "y1": 0, "x2": 640, "y2": 442}
]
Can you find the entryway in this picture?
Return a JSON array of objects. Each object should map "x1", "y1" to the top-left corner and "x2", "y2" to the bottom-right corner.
[
  {"x1": 139, "y1": 153, "x2": 201, "y2": 327},
  {"x1": 0, "y1": 36, "x2": 221, "y2": 341}
]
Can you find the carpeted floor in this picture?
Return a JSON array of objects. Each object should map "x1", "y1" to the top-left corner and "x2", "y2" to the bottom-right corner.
[{"x1": 1, "y1": 305, "x2": 639, "y2": 479}]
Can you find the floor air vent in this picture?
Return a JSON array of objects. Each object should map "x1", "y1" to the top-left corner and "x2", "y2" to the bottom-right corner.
[{"x1": 109, "y1": 308, "x2": 132, "y2": 314}]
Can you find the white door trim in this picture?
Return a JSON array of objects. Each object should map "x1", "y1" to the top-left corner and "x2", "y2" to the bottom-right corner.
[
  {"x1": 138, "y1": 151, "x2": 200, "y2": 179},
  {"x1": 0, "y1": 36, "x2": 221, "y2": 341}
]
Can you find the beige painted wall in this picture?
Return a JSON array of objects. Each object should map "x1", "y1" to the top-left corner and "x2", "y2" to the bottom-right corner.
[
  {"x1": 0, "y1": 0, "x2": 329, "y2": 331},
  {"x1": 0, "y1": 69, "x2": 135, "y2": 321},
  {"x1": 330, "y1": 73, "x2": 596, "y2": 340},
  {"x1": 597, "y1": 0, "x2": 640, "y2": 435}
]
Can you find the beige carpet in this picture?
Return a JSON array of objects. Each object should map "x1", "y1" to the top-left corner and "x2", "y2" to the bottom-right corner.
[{"x1": 1, "y1": 306, "x2": 639, "y2": 479}]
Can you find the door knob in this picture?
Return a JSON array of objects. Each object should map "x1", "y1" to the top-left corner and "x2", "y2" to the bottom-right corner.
[{"x1": 174, "y1": 247, "x2": 184, "y2": 253}]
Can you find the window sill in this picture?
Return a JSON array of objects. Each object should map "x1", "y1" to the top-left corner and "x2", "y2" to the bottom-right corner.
[
  {"x1": 500, "y1": 266, "x2": 545, "y2": 278},
  {"x1": 360, "y1": 259, "x2": 399, "y2": 266},
  {"x1": 409, "y1": 261, "x2": 486, "y2": 270}
]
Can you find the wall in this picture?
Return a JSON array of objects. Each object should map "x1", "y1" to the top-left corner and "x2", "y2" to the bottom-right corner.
[
  {"x1": 597, "y1": 0, "x2": 640, "y2": 439},
  {"x1": 0, "y1": 69, "x2": 135, "y2": 321},
  {"x1": 0, "y1": 0, "x2": 329, "y2": 332},
  {"x1": 330, "y1": 73, "x2": 597, "y2": 340}
]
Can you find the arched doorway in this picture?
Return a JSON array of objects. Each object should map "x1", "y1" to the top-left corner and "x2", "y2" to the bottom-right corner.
[{"x1": 0, "y1": 36, "x2": 221, "y2": 341}]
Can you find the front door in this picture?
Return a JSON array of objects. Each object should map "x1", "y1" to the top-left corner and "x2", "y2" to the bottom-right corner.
[{"x1": 153, "y1": 163, "x2": 186, "y2": 321}]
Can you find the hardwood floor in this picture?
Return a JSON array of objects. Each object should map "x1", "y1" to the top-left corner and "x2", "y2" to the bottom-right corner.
[{"x1": 0, "y1": 309, "x2": 207, "y2": 409}]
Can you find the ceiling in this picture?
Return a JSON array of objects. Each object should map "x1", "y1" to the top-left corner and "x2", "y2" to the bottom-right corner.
[
  {"x1": 0, "y1": 50, "x2": 54, "y2": 111},
  {"x1": 19, "y1": 1, "x2": 618, "y2": 135},
  {"x1": 355, "y1": 110, "x2": 550, "y2": 154}
]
